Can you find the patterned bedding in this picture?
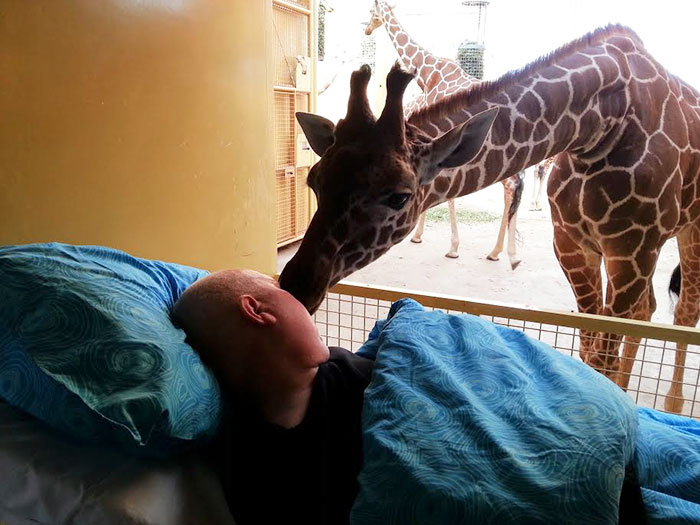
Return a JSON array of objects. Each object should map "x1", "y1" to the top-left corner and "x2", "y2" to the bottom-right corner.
[{"x1": 351, "y1": 298, "x2": 700, "y2": 524}]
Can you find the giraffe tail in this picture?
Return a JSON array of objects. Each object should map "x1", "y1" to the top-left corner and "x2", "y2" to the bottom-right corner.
[{"x1": 668, "y1": 262, "x2": 681, "y2": 302}]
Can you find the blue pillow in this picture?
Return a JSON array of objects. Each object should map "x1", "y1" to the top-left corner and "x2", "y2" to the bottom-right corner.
[{"x1": 0, "y1": 243, "x2": 221, "y2": 456}]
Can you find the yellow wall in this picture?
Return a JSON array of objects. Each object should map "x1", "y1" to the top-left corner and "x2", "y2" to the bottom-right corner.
[{"x1": 0, "y1": 0, "x2": 276, "y2": 273}]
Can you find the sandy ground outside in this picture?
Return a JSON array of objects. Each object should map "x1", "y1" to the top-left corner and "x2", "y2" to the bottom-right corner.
[{"x1": 278, "y1": 173, "x2": 681, "y2": 327}]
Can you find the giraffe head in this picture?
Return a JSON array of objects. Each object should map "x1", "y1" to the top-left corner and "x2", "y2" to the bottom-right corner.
[
  {"x1": 364, "y1": 0, "x2": 388, "y2": 35},
  {"x1": 279, "y1": 64, "x2": 498, "y2": 312}
]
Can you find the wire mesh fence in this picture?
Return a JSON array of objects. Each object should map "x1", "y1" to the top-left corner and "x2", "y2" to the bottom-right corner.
[
  {"x1": 314, "y1": 281, "x2": 700, "y2": 419},
  {"x1": 272, "y1": 2, "x2": 310, "y2": 88}
]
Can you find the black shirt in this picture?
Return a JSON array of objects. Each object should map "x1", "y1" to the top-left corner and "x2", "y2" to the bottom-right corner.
[
  {"x1": 208, "y1": 347, "x2": 644, "y2": 524},
  {"x1": 210, "y1": 347, "x2": 374, "y2": 525}
]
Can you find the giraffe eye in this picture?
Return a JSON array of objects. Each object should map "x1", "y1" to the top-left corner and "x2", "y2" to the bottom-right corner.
[{"x1": 384, "y1": 193, "x2": 411, "y2": 211}]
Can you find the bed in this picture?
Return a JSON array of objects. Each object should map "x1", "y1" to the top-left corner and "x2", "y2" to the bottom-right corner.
[
  {"x1": 0, "y1": 243, "x2": 233, "y2": 524},
  {"x1": 0, "y1": 400, "x2": 234, "y2": 525},
  {"x1": 348, "y1": 297, "x2": 700, "y2": 523},
  {"x1": 2, "y1": 243, "x2": 700, "y2": 524}
]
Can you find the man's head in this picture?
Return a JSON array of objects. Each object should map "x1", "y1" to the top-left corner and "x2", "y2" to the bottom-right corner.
[{"x1": 172, "y1": 269, "x2": 330, "y2": 396}]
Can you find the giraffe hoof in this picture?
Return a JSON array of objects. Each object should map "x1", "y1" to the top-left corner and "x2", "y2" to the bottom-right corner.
[
  {"x1": 664, "y1": 393, "x2": 685, "y2": 414},
  {"x1": 410, "y1": 237, "x2": 422, "y2": 244},
  {"x1": 486, "y1": 255, "x2": 499, "y2": 262},
  {"x1": 445, "y1": 252, "x2": 459, "y2": 259},
  {"x1": 510, "y1": 260, "x2": 522, "y2": 270}
]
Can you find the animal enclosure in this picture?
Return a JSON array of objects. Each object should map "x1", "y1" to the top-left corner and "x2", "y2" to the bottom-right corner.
[
  {"x1": 273, "y1": 0, "x2": 316, "y2": 246},
  {"x1": 314, "y1": 282, "x2": 700, "y2": 419}
]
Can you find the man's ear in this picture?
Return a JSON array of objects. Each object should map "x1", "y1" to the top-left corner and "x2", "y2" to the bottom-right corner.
[
  {"x1": 418, "y1": 107, "x2": 498, "y2": 185},
  {"x1": 296, "y1": 112, "x2": 336, "y2": 156},
  {"x1": 239, "y1": 295, "x2": 276, "y2": 326}
]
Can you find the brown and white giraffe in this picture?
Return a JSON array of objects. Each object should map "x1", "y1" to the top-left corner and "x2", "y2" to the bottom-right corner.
[
  {"x1": 282, "y1": 25, "x2": 700, "y2": 413},
  {"x1": 365, "y1": 0, "x2": 524, "y2": 265},
  {"x1": 530, "y1": 156, "x2": 555, "y2": 211}
]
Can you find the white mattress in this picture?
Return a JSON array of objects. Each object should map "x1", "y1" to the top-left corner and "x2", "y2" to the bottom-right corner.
[{"x1": 0, "y1": 401, "x2": 235, "y2": 525}]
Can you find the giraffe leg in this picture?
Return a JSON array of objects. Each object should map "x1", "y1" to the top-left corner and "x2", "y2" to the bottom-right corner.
[
  {"x1": 665, "y1": 226, "x2": 700, "y2": 413},
  {"x1": 486, "y1": 186, "x2": 511, "y2": 262},
  {"x1": 530, "y1": 173, "x2": 540, "y2": 211},
  {"x1": 617, "y1": 286, "x2": 656, "y2": 391},
  {"x1": 665, "y1": 342, "x2": 688, "y2": 414},
  {"x1": 586, "y1": 249, "x2": 658, "y2": 385},
  {"x1": 445, "y1": 199, "x2": 460, "y2": 258},
  {"x1": 506, "y1": 209, "x2": 521, "y2": 270},
  {"x1": 534, "y1": 175, "x2": 545, "y2": 211},
  {"x1": 411, "y1": 211, "x2": 427, "y2": 244},
  {"x1": 552, "y1": 225, "x2": 603, "y2": 362},
  {"x1": 617, "y1": 339, "x2": 640, "y2": 392}
]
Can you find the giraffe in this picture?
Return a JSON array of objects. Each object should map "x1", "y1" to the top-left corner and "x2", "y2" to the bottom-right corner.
[
  {"x1": 530, "y1": 156, "x2": 555, "y2": 211},
  {"x1": 365, "y1": 0, "x2": 524, "y2": 265},
  {"x1": 281, "y1": 25, "x2": 700, "y2": 413}
]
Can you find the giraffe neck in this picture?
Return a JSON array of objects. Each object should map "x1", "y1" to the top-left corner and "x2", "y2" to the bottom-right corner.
[
  {"x1": 411, "y1": 25, "x2": 654, "y2": 210},
  {"x1": 376, "y1": 1, "x2": 436, "y2": 92}
]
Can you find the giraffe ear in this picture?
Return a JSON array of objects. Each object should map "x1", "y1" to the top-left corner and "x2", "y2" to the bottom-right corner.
[
  {"x1": 420, "y1": 107, "x2": 498, "y2": 184},
  {"x1": 296, "y1": 112, "x2": 336, "y2": 156}
]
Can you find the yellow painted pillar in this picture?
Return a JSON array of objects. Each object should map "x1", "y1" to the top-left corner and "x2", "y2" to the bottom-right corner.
[{"x1": 0, "y1": 0, "x2": 276, "y2": 273}]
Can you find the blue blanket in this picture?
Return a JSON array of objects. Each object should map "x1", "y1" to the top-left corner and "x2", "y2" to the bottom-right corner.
[
  {"x1": 351, "y1": 298, "x2": 700, "y2": 524},
  {"x1": 636, "y1": 408, "x2": 700, "y2": 522}
]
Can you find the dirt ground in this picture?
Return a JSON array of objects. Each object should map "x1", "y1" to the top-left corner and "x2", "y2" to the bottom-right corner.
[{"x1": 277, "y1": 172, "x2": 680, "y2": 327}]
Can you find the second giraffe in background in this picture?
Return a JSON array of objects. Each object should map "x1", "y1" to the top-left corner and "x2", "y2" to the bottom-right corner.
[{"x1": 365, "y1": 0, "x2": 524, "y2": 267}]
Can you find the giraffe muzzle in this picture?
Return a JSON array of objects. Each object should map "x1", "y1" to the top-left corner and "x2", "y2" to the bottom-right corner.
[{"x1": 279, "y1": 252, "x2": 332, "y2": 314}]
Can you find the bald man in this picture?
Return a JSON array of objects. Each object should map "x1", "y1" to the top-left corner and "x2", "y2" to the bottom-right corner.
[
  {"x1": 172, "y1": 270, "x2": 374, "y2": 525},
  {"x1": 173, "y1": 270, "x2": 645, "y2": 525}
]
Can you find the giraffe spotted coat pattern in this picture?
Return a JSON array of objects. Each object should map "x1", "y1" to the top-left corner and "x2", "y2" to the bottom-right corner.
[{"x1": 283, "y1": 25, "x2": 700, "y2": 413}]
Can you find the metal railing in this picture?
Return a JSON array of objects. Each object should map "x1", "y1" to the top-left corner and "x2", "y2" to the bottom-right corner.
[{"x1": 314, "y1": 281, "x2": 700, "y2": 418}]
